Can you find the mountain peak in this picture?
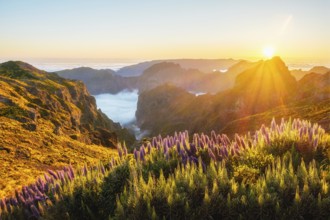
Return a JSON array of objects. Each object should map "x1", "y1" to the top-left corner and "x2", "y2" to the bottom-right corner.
[{"x1": 233, "y1": 56, "x2": 297, "y2": 113}]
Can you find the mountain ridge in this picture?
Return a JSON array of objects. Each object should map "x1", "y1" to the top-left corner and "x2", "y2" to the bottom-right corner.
[{"x1": 135, "y1": 57, "x2": 330, "y2": 137}]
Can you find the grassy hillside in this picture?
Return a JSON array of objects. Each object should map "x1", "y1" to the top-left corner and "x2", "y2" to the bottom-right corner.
[
  {"x1": 0, "y1": 116, "x2": 117, "y2": 198},
  {"x1": 0, "y1": 61, "x2": 134, "y2": 198},
  {"x1": 0, "y1": 118, "x2": 329, "y2": 219}
]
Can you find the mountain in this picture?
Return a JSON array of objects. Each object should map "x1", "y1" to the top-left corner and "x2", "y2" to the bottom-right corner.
[
  {"x1": 290, "y1": 65, "x2": 329, "y2": 80},
  {"x1": 136, "y1": 61, "x2": 257, "y2": 93},
  {"x1": 136, "y1": 57, "x2": 329, "y2": 137},
  {"x1": 0, "y1": 61, "x2": 134, "y2": 197},
  {"x1": 136, "y1": 62, "x2": 205, "y2": 93},
  {"x1": 56, "y1": 67, "x2": 137, "y2": 94},
  {"x1": 56, "y1": 59, "x2": 245, "y2": 95},
  {"x1": 116, "y1": 59, "x2": 239, "y2": 77}
]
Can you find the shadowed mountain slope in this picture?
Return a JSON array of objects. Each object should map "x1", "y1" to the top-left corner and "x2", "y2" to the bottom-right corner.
[{"x1": 136, "y1": 57, "x2": 329, "y2": 137}]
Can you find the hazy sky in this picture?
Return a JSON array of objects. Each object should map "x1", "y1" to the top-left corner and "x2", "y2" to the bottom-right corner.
[{"x1": 0, "y1": 0, "x2": 329, "y2": 61}]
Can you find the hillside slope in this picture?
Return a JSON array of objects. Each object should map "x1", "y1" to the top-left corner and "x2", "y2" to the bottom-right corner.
[{"x1": 0, "y1": 61, "x2": 134, "y2": 197}]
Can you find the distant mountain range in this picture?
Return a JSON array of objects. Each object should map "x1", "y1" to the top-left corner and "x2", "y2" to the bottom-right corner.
[
  {"x1": 56, "y1": 58, "x2": 329, "y2": 96},
  {"x1": 57, "y1": 59, "x2": 254, "y2": 94},
  {"x1": 116, "y1": 58, "x2": 238, "y2": 77},
  {"x1": 290, "y1": 66, "x2": 329, "y2": 80},
  {"x1": 135, "y1": 57, "x2": 330, "y2": 136}
]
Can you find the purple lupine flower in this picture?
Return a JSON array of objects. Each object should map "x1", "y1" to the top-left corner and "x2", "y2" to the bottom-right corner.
[
  {"x1": 193, "y1": 134, "x2": 199, "y2": 144},
  {"x1": 264, "y1": 132, "x2": 270, "y2": 145},
  {"x1": 241, "y1": 139, "x2": 246, "y2": 149},
  {"x1": 44, "y1": 174, "x2": 51, "y2": 183},
  {"x1": 44, "y1": 183, "x2": 49, "y2": 193},
  {"x1": 276, "y1": 125, "x2": 281, "y2": 135},
  {"x1": 34, "y1": 196, "x2": 43, "y2": 202},
  {"x1": 198, "y1": 139, "x2": 204, "y2": 148},
  {"x1": 230, "y1": 147, "x2": 235, "y2": 156},
  {"x1": 83, "y1": 164, "x2": 88, "y2": 176},
  {"x1": 254, "y1": 131, "x2": 259, "y2": 142},
  {"x1": 100, "y1": 164, "x2": 106, "y2": 175},
  {"x1": 117, "y1": 147, "x2": 123, "y2": 159},
  {"x1": 261, "y1": 124, "x2": 267, "y2": 135},
  {"x1": 216, "y1": 135, "x2": 221, "y2": 144},
  {"x1": 308, "y1": 128, "x2": 313, "y2": 142},
  {"x1": 299, "y1": 128, "x2": 303, "y2": 139},
  {"x1": 189, "y1": 156, "x2": 198, "y2": 164},
  {"x1": 215, "y1": 147, "x2": 221, "y2": 157},
  {"x1": 222, "y1": 134, "x2": 231, "y2": 145},
  {"x1": 211, "y1": 130, "x2": 217, "y2": 142},
  {"x1": 169, "y1": 136, "x2": 174, "y2": 146},
  {"x1": 123, "y1": 146, "x2": 128, "y2": 156},
  {"x1": 164, "y1": 143, "x2": 169, "y2": 154},
  {"x1": 157, "y1": 134, "x2": 162, "y2": 143},
  {"x1": 271, "y1": 118, "x2": 276, "y2": 131},
  {"x1": 6, "y1": 202, "x2": 11, "y2": 214},
  {"x1": 190, "y1": 143, "x2": 197, "y2": 155},
  {"x1": 55, "y1": 183, "x2": 61, "y2": 194},
  {"x1": 140, "y1": 145, "x2": 146, "y2": 156},
  {"x1": 30, "y1": 204, "x2": 40, "y2": 218},
  {"x1": 176, "y1": 140, "x2": 181, "y2": 153},
  {"x1": 235, "y1": 134, "x2": 241, "y2": 146},
  {"x1": 162, "y1": 138, "x2": 167, "y2": 149},
  {"x1": 182, "y1": 155, "x2": 188, "y2": 166},
  {"x1": 174, "y1": 131, "x2": 178, "y2": 139},
  {"x1": 133, "y1": 149, "x2": 139, "y2": 160},
  {"x1": 10, "y1": 198, "x2": 18, "y2": 206},
  {"x1": 234, "y1": 142, "x2": 239, "y2": 151},
  {"x1": 279, "y1": 123, "x2": 284, "y2": 133},
  {"x1": 184, "y1": 130, "x2": 189, "y2": 140},
  {"x1": 48, "y1": 170, "x2": 58, "y2": 180},
  {"x1": 50, "y1": 186, "x2": 55, "y2": 195},
  {"x1": 183, "y1": 140, "x2": 188, "y2": 152},
  {"x1": 17, "y1": 194, "x2": 26, "y2": 205},
  {"x1": 147, "y1": 143, "x2": 152, "y2": 153},
  {"x1": 140, "y1": 149, "x2": 145, "y2": 161},
  {"x1": 152, "y1": 137, "x2": 157, "y2": 147},
  {"x1": 208, "y1": 148, "x2": 216, "y2": 161}
]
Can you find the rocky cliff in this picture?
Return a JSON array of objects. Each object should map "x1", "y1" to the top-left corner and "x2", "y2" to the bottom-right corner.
[{"x1": 0, "y1": 61, "x2": 134, "y2": 147}]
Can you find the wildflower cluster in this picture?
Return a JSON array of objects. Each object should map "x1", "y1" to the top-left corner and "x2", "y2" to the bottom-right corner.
[{"x1": 1, "y1": 118, "x2": 329, "y2": 219}]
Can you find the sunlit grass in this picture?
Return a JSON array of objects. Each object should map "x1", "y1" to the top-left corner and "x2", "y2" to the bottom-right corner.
[{"x1": 1, "y1": 118, "x2": 329, "y2": 219}]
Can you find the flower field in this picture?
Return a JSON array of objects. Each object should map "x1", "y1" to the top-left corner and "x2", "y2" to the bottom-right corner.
[{"x1": 1, "y1": 118, "x2": 329, "y2": 219}]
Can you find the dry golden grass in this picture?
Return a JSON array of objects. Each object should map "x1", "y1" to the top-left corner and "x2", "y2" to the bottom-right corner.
[{"x1": 0, "y1": 116, "x2": 117, "y2": 198}]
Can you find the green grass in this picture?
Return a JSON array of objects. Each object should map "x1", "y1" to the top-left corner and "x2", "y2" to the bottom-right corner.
[{"x1": 1, "y1": 118, "x2": 329, "y2": 219}]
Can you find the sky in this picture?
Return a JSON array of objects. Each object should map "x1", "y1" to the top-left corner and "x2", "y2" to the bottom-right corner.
[{"x1": 0, "y1": 0, "x2": 329, "y2": 61}]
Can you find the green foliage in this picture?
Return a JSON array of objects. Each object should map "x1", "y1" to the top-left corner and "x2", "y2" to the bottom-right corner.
[{"x1": 1, "y1": 118, "x2": 330, "y2": 219}]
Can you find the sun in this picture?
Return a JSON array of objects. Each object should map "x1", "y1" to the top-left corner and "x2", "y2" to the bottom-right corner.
[{"x1": 262, "y1": 46, "x2": 275, "y2": 59}]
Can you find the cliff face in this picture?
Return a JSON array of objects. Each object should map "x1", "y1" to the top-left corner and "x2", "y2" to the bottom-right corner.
[
  {"x1": 0, "y1": 61, "x2": 134, "y2": 147},
  {"x1": 136, "y1": 57, "x2": 329, "y2": 136},
  {"x1": 0, "y1": 61, "x2": 136, "y2": 197}
]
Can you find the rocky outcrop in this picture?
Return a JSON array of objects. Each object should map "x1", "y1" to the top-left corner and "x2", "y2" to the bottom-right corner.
[{"x1": 0, "y1": 61, "x2": 135, "y2": 147}]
